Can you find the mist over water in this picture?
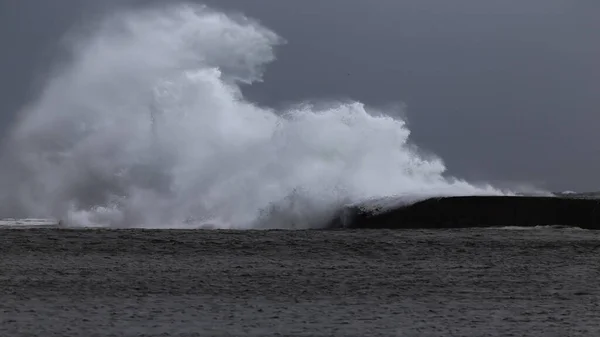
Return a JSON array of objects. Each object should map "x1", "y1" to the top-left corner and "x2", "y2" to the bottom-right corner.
[{"x1": 0, "y1": 4, "x2": 505, "y2": 229}]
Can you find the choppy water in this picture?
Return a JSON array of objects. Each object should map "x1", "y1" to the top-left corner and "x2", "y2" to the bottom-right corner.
[{"x1": 2, "y1": 227, "x2": 599, "y2": 336}]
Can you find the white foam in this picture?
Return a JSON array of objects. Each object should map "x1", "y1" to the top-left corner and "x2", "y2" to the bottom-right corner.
[
  {"x1": 0, "y1": 218, "x2": 59, "y2": 228},
  {"x1": 0, "y1": 4, "x2": 506, "y2": 229}
]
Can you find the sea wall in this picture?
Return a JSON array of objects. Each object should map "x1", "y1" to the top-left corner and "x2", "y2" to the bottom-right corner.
[{"x1": 332, "y1": 196, "x2": 600, "y2": 229}]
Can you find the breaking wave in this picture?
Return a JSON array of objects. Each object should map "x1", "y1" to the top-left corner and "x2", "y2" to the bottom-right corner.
[{"x1": 0, "y1": 3, "x2": 504, "y2": 229}]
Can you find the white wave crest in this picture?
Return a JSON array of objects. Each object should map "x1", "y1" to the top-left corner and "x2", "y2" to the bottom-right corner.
[{"x1": 0, "y1": 4, "x2": 504, "y2": 229}]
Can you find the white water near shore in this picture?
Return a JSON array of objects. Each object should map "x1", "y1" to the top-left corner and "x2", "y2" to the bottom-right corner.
[{"x1": 0, "y1": 4, "x2": 510, "y2": 229}]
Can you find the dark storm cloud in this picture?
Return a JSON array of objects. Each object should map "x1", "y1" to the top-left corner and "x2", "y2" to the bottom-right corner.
[{"x1": 1, "y1": 0, "x2": 598, "y2": 191}]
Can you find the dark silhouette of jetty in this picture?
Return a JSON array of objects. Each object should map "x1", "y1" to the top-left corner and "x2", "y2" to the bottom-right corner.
[{"x1": 330, "y1": 194, "x2": 600, "y2": 230}]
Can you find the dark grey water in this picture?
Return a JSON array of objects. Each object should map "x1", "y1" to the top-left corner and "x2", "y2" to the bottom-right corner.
[{"x1": 2, "y1": 227, "x2": 600, "y2": 336}]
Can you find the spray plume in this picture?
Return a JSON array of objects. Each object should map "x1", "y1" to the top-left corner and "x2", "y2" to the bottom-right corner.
[{"x1": 0, "y1": 4, "x2": 504, "y2": 229}]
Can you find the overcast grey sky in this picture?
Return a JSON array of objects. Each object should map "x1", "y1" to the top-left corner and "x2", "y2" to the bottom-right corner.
[{"x1": 1, "y1": 0, "x2": 598, "y2": 191}]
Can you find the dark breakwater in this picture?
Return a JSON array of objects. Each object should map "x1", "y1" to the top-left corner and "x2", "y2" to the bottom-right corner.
[{"x1": 333, "y1": 196, "x2": 600, "y2": 229}]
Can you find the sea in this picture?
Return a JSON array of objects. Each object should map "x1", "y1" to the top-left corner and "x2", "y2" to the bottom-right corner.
[{"x1": 2, "y1": 224, "x2": 599, "y2": 336}]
